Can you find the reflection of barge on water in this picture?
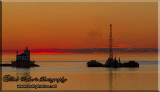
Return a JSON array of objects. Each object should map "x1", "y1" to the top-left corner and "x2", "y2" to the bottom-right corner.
[
  {"x1": 1, "y1": 47, "x2": 39, "y2": 68},
  {"x1": 87, "y1": 24, "x2": 139, "y2": 68}
]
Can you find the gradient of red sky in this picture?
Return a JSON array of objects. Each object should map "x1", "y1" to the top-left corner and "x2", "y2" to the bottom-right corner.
[{"x1": 2, "y1": 2, "x2": 158, "y2": 50}]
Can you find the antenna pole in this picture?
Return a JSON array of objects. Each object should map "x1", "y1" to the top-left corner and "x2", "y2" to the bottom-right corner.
[{"x1": 109, "y1": 24, "x2": 113, "y2": 58}]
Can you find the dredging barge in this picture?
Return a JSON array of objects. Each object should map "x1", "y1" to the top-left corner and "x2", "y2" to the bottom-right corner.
[
  {"x1": 1, "y1": 47, "x2": 39, "y2": 68},
  {"x1": 87, "y1": 59, "x2": 139, "y2": 68},
  {"x1": 87, "y1": 24, "x2": 139, "y2": 68}
]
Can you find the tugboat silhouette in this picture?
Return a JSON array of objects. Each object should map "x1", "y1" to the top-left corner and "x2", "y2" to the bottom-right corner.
[{"x1": 87, "y1": 24, "x2": 139, "y2": 68}]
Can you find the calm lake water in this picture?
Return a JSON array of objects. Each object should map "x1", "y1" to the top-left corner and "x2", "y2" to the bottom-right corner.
[{"x1": 2, "y1": 53, "x2": 158, "y2": 90}]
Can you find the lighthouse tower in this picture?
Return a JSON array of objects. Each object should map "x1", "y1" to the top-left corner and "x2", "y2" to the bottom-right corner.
[{"x1": 16, "y1": 47, "x2": 30, "y2": 61}]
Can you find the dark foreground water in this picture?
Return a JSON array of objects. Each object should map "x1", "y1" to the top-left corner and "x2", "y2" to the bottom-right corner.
[{"x1": 2, "y1": 61, "x2": 158, "y2": 90}]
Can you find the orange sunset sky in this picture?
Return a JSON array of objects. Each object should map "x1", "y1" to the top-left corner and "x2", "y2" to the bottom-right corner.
[{"x1": 2, "y1": 2, "x2": 158, "y2": 50}]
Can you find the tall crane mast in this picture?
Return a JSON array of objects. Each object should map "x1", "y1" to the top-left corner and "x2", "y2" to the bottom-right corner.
[{"x1": 109, "y1": 24, "x2": 113, "y2": 58}]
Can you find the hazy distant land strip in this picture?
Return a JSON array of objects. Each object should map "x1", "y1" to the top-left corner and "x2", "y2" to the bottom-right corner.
[{"x1": 2, "y1": 48, "x2": 158, "y2": 53}]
